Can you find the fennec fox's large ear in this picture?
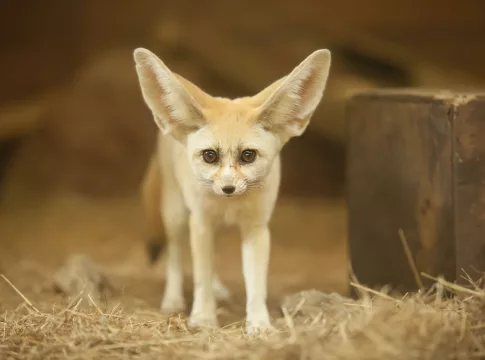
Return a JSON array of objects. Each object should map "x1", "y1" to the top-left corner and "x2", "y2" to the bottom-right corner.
[
  {"x1": 133, "y1": 48, "x2": 206, "y2": 143},
  {"x1": 256, "y1": 49, "x2": 331, "y2": 143}
]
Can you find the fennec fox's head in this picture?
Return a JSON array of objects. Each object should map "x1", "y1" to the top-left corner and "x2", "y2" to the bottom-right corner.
[{"x1": 133, "y1": 48, "x2": 331, "y2": 197}]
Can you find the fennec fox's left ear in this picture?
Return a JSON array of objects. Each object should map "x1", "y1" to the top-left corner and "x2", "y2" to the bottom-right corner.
[
  {"x1": 133, "y1": 48, "x2": 206, "y2": 143},
  {"x1": 256, "y1": 49, "x2": 331, "y2": 143}
]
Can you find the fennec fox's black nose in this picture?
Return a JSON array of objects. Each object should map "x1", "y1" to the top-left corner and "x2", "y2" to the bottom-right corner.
[{"x1": 222, "y1": 186, "x2": 235, "y2": 194}]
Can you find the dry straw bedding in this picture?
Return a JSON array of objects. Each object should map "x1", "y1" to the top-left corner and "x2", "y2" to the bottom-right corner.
[{"x1": 1, "y1": 256, "x2": 485, "y2": 359}]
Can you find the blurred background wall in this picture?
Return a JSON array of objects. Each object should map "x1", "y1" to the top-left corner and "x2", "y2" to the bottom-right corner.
[{"x1": 0, "y1": 0, "x2": 484, "y2": 282}]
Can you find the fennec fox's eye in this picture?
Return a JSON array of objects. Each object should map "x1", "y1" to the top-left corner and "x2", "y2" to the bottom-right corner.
[
  {"x1": 239, "y1": 149, "x2": 257, "y2": 164},
  {"x1": 202, "y1": 149, "x2": 218, "y2": 164}
]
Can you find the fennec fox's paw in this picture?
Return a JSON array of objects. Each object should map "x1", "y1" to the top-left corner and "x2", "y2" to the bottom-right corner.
[{"x1": 245, "y1": 312, "x2": 275, "y2": 336}]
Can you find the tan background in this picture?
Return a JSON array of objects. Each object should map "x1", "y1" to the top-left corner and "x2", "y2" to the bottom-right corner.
[{"x1": 1, "y1": 0, "x2": 484, "y2": 312}]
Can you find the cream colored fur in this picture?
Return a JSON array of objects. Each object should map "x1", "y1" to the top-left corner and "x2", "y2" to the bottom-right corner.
[{"x1": 133, "y1": 47, "x2": 331, "y2": 334}]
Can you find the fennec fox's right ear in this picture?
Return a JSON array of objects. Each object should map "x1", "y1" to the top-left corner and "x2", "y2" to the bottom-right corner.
[
  {"x1": 133, "y1": 48, "x2": 207, "y2": 143},
  {"x1": 255, "y1": 49, "x2": 331, "y2": 143}
]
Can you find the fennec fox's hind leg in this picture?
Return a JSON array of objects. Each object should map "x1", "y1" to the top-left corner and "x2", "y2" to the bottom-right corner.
[{"x1": 212, "y1": 272, "x2": 231, "y2": 301}]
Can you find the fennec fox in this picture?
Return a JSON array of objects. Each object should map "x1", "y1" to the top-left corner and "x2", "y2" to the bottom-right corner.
[{"x1": 133, "y1": 48, "x2": 331, "y2": 334}]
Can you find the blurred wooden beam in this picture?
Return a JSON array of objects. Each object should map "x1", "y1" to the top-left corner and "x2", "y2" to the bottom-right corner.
[{"x1": 155, "y1": 0, "x2": 485, "y2": 81}]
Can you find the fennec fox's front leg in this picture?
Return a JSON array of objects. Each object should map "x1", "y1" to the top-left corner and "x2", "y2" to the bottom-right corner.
[
  {"x1": 160, "y1": 199, "x2": 230, "y2": 314},
  {"x1": 241, "y1": 224, "x2": 272, "y2": 334},
  {"x1": 158, "y1": 157, "x2": 230, "y2": 314},
  {"x1": 187, "y1": 214, "x2": 218, "y2": 328}
]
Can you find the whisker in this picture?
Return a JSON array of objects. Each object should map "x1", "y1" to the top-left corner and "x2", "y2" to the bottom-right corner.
[
  {"x1": 246, "y1": 181, "x2": 265, "y2": 191},
  {"x1": 194, "y1": 176, "x2": 213, "y2": 187}
]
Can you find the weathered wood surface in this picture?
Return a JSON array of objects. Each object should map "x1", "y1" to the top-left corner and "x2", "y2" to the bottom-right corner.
[
  {"x1": 347, "y1": 90, "x2": 485, "y2": 291},
  {"x1": 454, "y1": 95, "x2": 485, "y2": 280}
]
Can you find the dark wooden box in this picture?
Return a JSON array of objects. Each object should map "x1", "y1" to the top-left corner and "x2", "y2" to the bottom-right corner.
[{"x1": 346, "y1": 89, "x2": 485, "y2": 291}]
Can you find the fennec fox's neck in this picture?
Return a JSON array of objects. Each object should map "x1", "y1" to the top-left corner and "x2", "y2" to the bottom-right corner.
[{"x1": 133, "y1": 47, "x2": 331, "y2": 335}]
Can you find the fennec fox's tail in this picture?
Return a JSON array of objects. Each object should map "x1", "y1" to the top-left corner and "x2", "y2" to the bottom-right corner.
[{"x1": 141, "y1": 154, "x2": 165, "y2": 264}]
